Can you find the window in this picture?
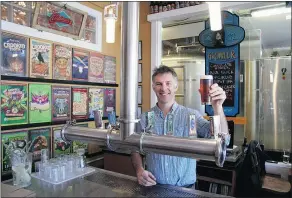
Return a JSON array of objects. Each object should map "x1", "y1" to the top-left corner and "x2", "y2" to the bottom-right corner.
[
  {"x1": 1, "y1": 1, "x2": 97, "y2": 44},
  {"x1": 1, "y1": 2, "x2": 35, "y2": 27}
]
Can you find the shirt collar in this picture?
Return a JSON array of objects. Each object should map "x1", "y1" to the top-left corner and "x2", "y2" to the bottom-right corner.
[{"x1": 154, "y1": 102, "x2": 179, "y2": 114}]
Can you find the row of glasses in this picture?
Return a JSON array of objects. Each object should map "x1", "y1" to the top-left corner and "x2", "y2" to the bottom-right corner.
[{"x1": 34, "y1": 149, "x2": 86, "y2": 183}]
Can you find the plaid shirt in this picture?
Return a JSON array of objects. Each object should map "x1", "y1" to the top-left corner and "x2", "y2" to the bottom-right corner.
[{"x1": 138, "y1": 102, "x2": 210, "y2": 186}]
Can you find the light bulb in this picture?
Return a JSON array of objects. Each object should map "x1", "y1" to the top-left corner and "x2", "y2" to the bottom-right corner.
[
  {"x1": 105, "y1": 17, "x2": 116, "y2": 43},
  {"x1": 207, "y1": 2, "x2": 222, "y2": 31}
]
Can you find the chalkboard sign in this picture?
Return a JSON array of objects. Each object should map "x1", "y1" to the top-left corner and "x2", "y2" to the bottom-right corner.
[
  {"x1": 209, "y1": 61, "x2": 235, "y2": 107},
  {"x1": 199, "y1": 11, "x2": 244, "y2": 117}
]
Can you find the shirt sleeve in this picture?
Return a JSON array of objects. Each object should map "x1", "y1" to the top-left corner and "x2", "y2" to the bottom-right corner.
[{"x1": 188, "y1": 108, "x2": 211, "y2": 138}]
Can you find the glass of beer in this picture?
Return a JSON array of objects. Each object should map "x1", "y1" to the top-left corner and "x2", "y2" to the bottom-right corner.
[{"x1": 200, "y1": 75, "x2": 213, "y2": 105}]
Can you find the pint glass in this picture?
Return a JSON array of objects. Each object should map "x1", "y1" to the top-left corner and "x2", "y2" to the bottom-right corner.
[{"x1": 200, "y1": 75, "x2": 213, "y2": 105}]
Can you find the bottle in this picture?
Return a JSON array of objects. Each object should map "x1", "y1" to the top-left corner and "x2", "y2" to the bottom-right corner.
[
  {"x1": 171, "y1": 2, "x2": 176, "y2": 10},
  {"x1": 175, "y1": 1, "x2": 180, "y2": 9},
  {"x1": 162, "y1": 2, "x2": 168, "y2": 12},
  {"x1": 167, "y1": 2, "x2": 172, "y2": 11},
  {"x1": 154, "y1": 2, "x2": 159, "y2": 13},
  {"x1": 150, "y1": 2, "x2": 154, "y2": 14},
  {"x1": 180, "y1": 1, "x2": 185, "y2": 8},
  {"x1": 158, "y1": 2, "x2": 163, "y2": 13}
]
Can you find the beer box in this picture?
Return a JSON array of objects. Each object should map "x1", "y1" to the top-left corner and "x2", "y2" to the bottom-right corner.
[
  {"x1": 103, "y1": 55, "x2": 116, "y2": 84},
  {"x1": 29, "y1": 39, "x2": 52, "y2": 79},
  {"x1": 29, "y1": 127, "x2": 51, "y2": 162},
  {"x1": 53, "y1": 44, "x2": 72, "y2": 80},
  {"x1": 89, "y1": 52, "x2": 104, "y2": 83},
  {"x1": 1, "y1": 32, "x2": 28, "y2": 77},
  {"x1": 88, "y1": 88, "x2": 104, "y2": 119},
  {"x1": 103, "y1": 88, "x2": 116, "y2": 117},
  {"x1": 29, "y1": 84, "x2": 52, "y2": 123},
  {"x1": 1, "y1": 130, "x2": 28, "y2": 172},
  {"x1": 52, "y1": 86, "x2": 71, "y2": 121},
  {"x1": 72, "y1": 49, "x2": 89, "y2": 81},
  {"x1": 1, "y1": 82, "x2": 28, "y2": 126},
  {"x1": 53, "y1": 127, "x2": 71, "y2": 157},
  {"x1": 72, "y1": 87, "x2": 88, "y2": 120},
  {"x1": 72, "y1": 123, "x2": 88, "y2": 154}
]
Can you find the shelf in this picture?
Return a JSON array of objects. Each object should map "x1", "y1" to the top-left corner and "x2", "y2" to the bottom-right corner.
[
  {"x1": 147, "y1": 2, "x2": 276, "y2": 23},
  {"x1": 1, "y1": 75, "x2": 119, "y2": 88},
  {"x1": 1, "y1": 117, "x2": 113, "y2": 131},
  {"x1": 197, "y1": 176, "x2": 232, "y2": 186}
]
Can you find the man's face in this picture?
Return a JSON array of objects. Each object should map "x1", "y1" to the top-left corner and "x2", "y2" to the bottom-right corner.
[{"x1": 152, "y1": 73, "x2": 178, "y2": 104}]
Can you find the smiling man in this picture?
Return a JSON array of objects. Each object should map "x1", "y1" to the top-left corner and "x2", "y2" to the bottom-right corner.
[{"x1": 131, "y1": 65, "x2": 229, "y2": 188}]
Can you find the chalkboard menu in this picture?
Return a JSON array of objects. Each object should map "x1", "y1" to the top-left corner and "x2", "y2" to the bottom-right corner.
[
  {"x1": 199, "y1": 11, "x2": 244, "y2": 116},
  {"x1": 209, "y1": 61, "x2": 235, "y2": 107}
]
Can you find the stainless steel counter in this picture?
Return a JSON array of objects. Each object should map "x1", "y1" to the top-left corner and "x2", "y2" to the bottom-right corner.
[{"x1": 7, "y1": 167, "x2": 232, "y2": 197}]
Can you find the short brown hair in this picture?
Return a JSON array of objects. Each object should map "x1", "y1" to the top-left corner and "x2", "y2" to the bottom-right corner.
[{"x1": 152, "y1": 65, "x2": 178, "y2": 82}]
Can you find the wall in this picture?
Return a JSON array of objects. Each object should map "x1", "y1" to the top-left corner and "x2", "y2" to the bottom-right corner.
[
  {"x1": 139, "y1": 2, "x2": 151, "y2": 111},
  {"x1": 81, "y1": 2, "x2": 121, "y2": 117},
  {"x1": 83, "y1": 2, "x2": 151, "y2": 114}
]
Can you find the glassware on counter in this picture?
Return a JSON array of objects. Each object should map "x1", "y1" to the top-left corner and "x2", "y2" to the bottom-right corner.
[{"x1": 11, "y1": 149, "x2": 32, "y2": 187}]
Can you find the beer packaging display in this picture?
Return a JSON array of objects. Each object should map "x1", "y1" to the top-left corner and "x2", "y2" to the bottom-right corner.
[
  {"x1": 1, "y1": 32, "x2": 28, "y2": 77},
  {"x1": 29, "y1": 127, "x2": 51, "y2": 162},
  {"x1": 53, "y1": 44, "x2": 72, "y2": 80},
  {"x1": 103, "y1": 56, "x2": 116, "y2": 84},
  {"x1": 103, "y1": 88, "x2": 116, "y2": 117},
  {"x1": 53, "y1": 127, "x2": 71, "y2": 157},
  {"x1": 88, "y1": 88, "x2": 104, "y2": 119},
  {"x1": 72, "y1": 123, "x2": 88, "y2": 154},
  {"x1": 89, "y1": 52, "x2": 104, "y2": 83},
  {"x1": 1, "y1": 130, "x2": 28, "y2": 172},
  {"x1": 72, "y1": 87, "x2": 88, "y2": 120},
  {"x1": 29, "y1": 84, "x2": 52, "y2": 123},
  {"x1": 30, "y1": 39, "x2": 52, "y2": 79},
  {"x1": 72, "y1": 49, "x2": 89, "y2": 81},
  {"x1": 1, "y1": 82, "x2": 28, "y2": 126},
  {"x1": 52, "y1": 86, "x2": 71, "y2": 121}
]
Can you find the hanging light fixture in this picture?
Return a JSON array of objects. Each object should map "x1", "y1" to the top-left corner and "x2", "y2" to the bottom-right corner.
[
  {"x1": 207, "y1": 2, "x2": 222, "y2": 31},
  {"x1": 104, "y1": 3, "x2": 118, "y2": 43}
]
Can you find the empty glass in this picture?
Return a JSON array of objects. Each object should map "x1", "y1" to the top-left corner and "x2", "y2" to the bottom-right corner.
[
  {"x1": 51, "y1": 165, "x2": 60, "y2": 182},
  {"x1": 41, "y1": 149, "x2": 49, "y2": 163},
  {"x1": 11, "y1": 150, "x2": 32, "y2": 187}
]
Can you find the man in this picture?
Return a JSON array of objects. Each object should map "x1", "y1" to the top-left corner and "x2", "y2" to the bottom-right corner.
[{"x1": 131, "y1": 65, "x2": 229, "y2": 187}]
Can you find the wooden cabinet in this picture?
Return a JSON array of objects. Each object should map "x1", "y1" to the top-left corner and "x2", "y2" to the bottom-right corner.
[
  {"x1": 103, "y1": 151, "x2": 136, "y2": 177},
  {"x1": 196, "y1": 157, "x2": 243, "y2": 196}
]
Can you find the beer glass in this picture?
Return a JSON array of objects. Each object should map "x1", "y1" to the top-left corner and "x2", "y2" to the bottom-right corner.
[{"x1": 200, "y1": 75, "x2": 213, "y2": 105}]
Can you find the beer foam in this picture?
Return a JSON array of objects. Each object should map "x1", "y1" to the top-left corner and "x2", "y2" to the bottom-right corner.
[{"x1": 200, "y1": 75, "x2": 213, "y2": 80}]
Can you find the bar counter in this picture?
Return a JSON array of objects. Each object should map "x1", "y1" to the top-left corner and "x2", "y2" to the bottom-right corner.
[{"x1": 5, "y1": 167, "x2": 233, "y2": 197}]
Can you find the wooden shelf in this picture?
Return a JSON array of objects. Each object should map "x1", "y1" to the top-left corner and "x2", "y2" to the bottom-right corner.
[
  {"x1": 197, "y1": 176, "x2": 232, "y2": 186},
  {"x1": 147, "y1": 2, "x2": 276, "y2": 23},
  {"x1": 1, "y1": 75, "x2": 119, "y2": 88}
]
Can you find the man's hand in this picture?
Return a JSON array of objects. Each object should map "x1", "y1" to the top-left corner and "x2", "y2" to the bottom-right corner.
[
  {"x1": 209, "y1": 83, "x2": 226, "y2": 111},
  {"x1": 136, "y1": 167, "x2": 156, "y2": 186}
]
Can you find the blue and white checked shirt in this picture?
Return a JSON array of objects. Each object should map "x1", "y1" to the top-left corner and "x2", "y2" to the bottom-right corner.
[{"x1": 138, "y1": 102, "x2": 211, "y2": 186}]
